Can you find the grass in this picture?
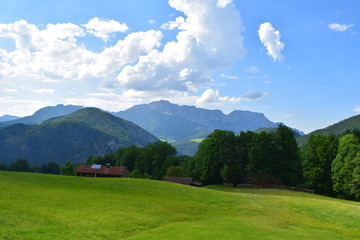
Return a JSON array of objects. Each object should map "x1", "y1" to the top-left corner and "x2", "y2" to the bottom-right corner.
[
  {"x1": 189, "y1": 138, "x2": 204, "y2": 143},
  {"x1": 0, "y1": 171, "x2": 359, "y2": 240}
]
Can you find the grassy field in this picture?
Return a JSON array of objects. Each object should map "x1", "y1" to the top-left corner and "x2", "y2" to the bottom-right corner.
[{"x1": 0, "y1": 171, "x2": 359, "y2": 240}]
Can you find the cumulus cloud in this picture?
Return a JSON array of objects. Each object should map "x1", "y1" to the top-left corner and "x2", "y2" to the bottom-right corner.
[
  {"x1": 197, "y1": 89, "x2": 220, "y2": 103},
  {"x1": 83, "y1": 17, "x2": 128, "y2": 41},
  {"x1": 240, "y1": 91, "x2": 270, "y2": 101},
  {"x1": 328, "y1": 23, "x2": 354, "y2": 32},
  {"x1": 0, "y1": 20, "x2": 162, "y2": 82},
  {"x1": 354, "y1": 106, "x2": 360, "y2": 113},
  {"x1": 258, "y1": 22, "x2": 284, "y2": 61},
  {"x1": 116, "y1": 0, "x2": 246, "y2": 92}
]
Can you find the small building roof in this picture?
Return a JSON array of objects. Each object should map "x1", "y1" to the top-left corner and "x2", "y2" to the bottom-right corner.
[
  {"x1": 75, "y1": 165, "x2": 128, "y2": 176},
  {"x1": 164, "y1": 177, "x2": 194, "y2": 185}
]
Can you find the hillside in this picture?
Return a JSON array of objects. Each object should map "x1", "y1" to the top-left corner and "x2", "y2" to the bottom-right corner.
[
  {"x1": 0, "y1": 104, "x2": 83, "y2": 128},
  {"x1": 297, "y1": 114, "x2": 360, "y2": 146},
  {"x1": 114, "y1": 100, "x2": 279, "y2": 141},
  {"x1": 0, "y1": 114, "x2": 20, "y2": 122},
  {"x1": 0, "y1": 108, "x2": 158, "y2": 165},
  {"x1": 0, "y1": 171, "x2": 359, "y2": 240}
]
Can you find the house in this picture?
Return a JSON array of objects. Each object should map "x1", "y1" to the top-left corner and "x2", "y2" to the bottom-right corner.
[
  {"x1": 164, "y1": 177, "x2": 202, "y2": 187},
  {"x1": 75, "y1": 164, "x2": 130, "y2": 178}
]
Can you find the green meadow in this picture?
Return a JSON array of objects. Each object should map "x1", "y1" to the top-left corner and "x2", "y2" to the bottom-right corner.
[{"x1": 0, "y1": 171, "x2": 359, "y2": 240}]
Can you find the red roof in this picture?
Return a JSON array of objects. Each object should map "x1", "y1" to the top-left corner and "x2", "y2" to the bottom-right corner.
[{"x1": 75, "y1": 165, "x2": 128, "y2": 176}]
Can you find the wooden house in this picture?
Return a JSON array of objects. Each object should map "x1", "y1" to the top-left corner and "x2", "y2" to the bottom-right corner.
[
  {"x1": 164, "y1": 177, "x2": 202, "y2": 187},
  {"x1": 75, "y1": 164, "x2": 130, "y2": 178}
]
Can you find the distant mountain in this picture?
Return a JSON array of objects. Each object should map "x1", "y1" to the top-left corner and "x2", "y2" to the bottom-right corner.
[
  {"x1": 114, "y1": 100, "x2": 279, "y2": 141},
  {"x1": 0, "y1": 108, "x2": 158, "y2": 165},
  {"x1": 0, "y1": 115, "x2": 20, "y2": 122},
  {"x1": 255, "y1": 126, "x2": 303, "y2": 138},
  {"x1": 0, "y1": 104, "x2": 83, "y2": 128},
  {"x1": 297, "y1": 114, "x2": 360, "y2": 146}
]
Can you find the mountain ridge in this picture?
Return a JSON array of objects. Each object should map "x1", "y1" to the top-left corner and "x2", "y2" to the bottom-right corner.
[{"x1": 0, "y1": 108, "x2": 158, "y2": 165}]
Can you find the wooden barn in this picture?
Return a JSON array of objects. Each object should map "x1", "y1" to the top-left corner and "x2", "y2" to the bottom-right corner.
[
  {"x1": 164, "y1": 177, "x2": 202, "y2": 187},
  {"x1": 75, "y1": 164, "x2": 130, "y2": 178}
]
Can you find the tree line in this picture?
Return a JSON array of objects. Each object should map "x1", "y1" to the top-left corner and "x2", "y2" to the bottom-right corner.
[{"x1": 1, "y1": 125, "x2": 359, "y2": 200}]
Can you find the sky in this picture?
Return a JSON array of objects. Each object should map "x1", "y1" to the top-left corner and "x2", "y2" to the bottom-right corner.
[{"x1": 0, "y1": 0, "x2": 359, "y2": 133}]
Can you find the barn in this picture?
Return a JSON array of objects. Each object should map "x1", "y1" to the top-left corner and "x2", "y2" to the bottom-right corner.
[{"x1": 75, "y1": 164, "x2": 130, "y2": 178}]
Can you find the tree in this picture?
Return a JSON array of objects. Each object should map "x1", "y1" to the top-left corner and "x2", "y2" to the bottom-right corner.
[
  {"x1": 0, "y1": 162, "x2": 7, "y2": 170},
  {"x1": 274, "y1": 125, "x2": 300, "y2": 186},
  {"x1": 195, "y1": 130, "x2": 239, "y2": 184},
  {"x1": 301, "y1": 134, "x2": 337, "y2": 195},
  {"x1": 164, "y1": 165, "x2": 185, "y2": 178},
  {"x1": 60, "y1": 160, "x2": 74, "y2": 175},
  {"x1": 10, "y1": 158, "x2": 31, "y2": 172},
  {"x1": 332, "y1": 134, "x2": 360, "y2": 200},
  {"x1": 40, "y1": 162, "x2": 60, "y2": 174}
]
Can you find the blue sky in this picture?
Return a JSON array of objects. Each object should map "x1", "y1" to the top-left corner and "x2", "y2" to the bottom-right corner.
[{"x1": 0, "y1": 0, "x2": 359, "y2": 133}]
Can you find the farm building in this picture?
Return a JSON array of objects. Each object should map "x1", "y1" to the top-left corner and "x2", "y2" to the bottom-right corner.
[
  {"x1": 75, "y1": 164, "x2": 130, "y2": 178},
  {"x1": 164, "y1": 177, "x2": 202, "y2": 187}
]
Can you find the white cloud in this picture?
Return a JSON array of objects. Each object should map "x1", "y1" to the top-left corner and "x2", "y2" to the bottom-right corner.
[
  {"x1": 116, "y1": 0, "x2": 246, "y2": 92},
  {"x1": 217, "y1": 0, "x2": 233, "y2": 8},
  {"x1": 354, "y1": 106, "x2": 360, "y2": 113},
  {"x1": 284, "y1": 114, "x2": 294, "y2": 118},
  {"x1": 220, "y1": 73, "x2": 239, "y2": 79},
  {"x1": 240, "y1": 91, "x2": 270, "y2": 101},
  {"x1": 33, "y1": 88, "x2": 55, "y2": 94},
  {"x1": 3, "y1": 88, "x2": 18, "y2": 93},
  {"x1": 328, "y1": 23, "x2": 354, "y2": 32},
  {"x1": 83, "y1": 17, "x2": 128, "y2": 42},
  {"x1": 197, "y1": 89, "x2": 219, "y2": 103},
  {"x1": 245, "y1": 66, "x2": 259, "y2": 73},
  {"x1": 258, "y1": 22, "x2": 284, "y2": 61},
  {"x1": 161, "y1": 16, "x2": 186, "y2": 30},
  {"x1": 0, "y1": 20, "x2": 162, "y2": 82}
]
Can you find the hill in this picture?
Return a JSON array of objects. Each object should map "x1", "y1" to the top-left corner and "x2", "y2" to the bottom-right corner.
[
  {"x1": 0, "y1": 171, "x2": 359, "y2": 240},
  {"x1": 297, "y1": 114, "x2": 360, "y2": 146},
  {"x1": 0, "y1": 108, "x2": 158, "y2": 165},
  {"x1": 114, "y1": 100, "x2": 279, "y2": 141},
  {"x1": 0, "y1": 104, "x2": 83, "y2": 128},
  {"x1": 0, "y1": 114, "x2": 20, "y2": 122}
]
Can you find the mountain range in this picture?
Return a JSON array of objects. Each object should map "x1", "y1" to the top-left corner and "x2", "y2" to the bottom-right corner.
[
  {"x1": 0, "y1": 104, "x2": 83, "y2": 127},
  {"x1": 114, "y1": 100, "x2": 282, "y2": 141},
  {"x1": 0, "y1": 108, "x2": 158, "y2": 165},
  {"x1": 0, "y1": 101, "x2": 306, "y2": 157}
]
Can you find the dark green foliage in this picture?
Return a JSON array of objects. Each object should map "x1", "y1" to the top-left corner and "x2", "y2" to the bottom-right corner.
[
  {"x1": 89, "y1": 141, "x2": 178, "y2": 180},
  {"x1": 0, "y1": 108, "x2": 158, "y2": 166},
  {"x1": 60, "y1": 160, "x2": 74, "y2": 175},
  {"x1": 195, "y1": 130, "x2": 239, "y2": 184},
  {"x1": 0, "y1": 162, "x2": 7, "y2": 170},
  {"x1": 40, "y1": 162, "x2": 60, "y2": 174},
  {"x1": 301, "y1": 134, "x2": 337, "y2": 195},
  {"x1": 297, "y1": 113, "x2": 360, "y2": 146},
  {"x1": 192, "y1": 126, "x2": 301, "y2": 186},
  {"x1": 274, "y1": 125, "x2": 301, "y2": 186},
  {"x1": 164, "y1": 165, "x2": 185, "y2": 178},
  {"x1": 10, "y1": 158, "x2": 31, "y2": 172},
  {"x1": 331, "y1": 134, "x2": 360, "y2": 200}
]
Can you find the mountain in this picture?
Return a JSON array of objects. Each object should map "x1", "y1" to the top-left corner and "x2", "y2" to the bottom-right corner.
[
  {"x1": 0, "y1": 115, "x2": 20, "y2": 122},
  {"x1": 297, "y1": 114, "x2": 360, "y2": 146},
  {"x1": 0, "y1": 108, "x2": 158, "y2": 165},
  {"x1": 0, "y1": 104, "x2": 84, "y2": 128},
  {"x1": 114, "y1": 100, "x2": 279, "y2": 141}
]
